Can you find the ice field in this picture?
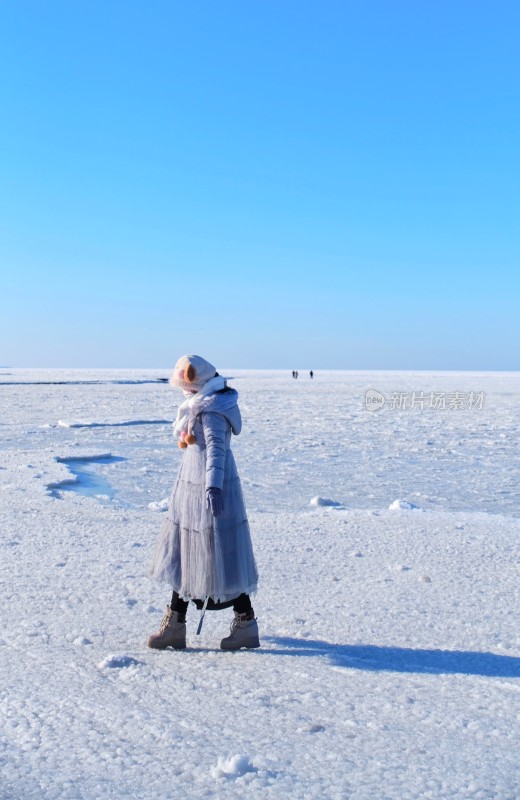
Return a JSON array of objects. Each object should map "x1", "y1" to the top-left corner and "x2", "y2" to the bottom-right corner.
[{"x1": 1, "y1": 368, "x2": 519, "y2": 799}]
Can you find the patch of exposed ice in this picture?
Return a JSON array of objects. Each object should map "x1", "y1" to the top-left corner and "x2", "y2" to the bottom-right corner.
[{"x1": 48, "y1": 455, "x2": 124, "y2": 501}]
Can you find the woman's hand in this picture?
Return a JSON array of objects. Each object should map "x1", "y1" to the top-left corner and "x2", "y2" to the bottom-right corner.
[{"x1": 206, "y1": 487, "x2": 224, "y2": 517}]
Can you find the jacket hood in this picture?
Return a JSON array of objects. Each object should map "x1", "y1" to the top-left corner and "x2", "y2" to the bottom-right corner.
[{"x1": 197, "y1": 388, "x2": 242, "y2": 435}]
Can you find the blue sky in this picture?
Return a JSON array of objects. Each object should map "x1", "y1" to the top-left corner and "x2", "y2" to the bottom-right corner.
[{"x1": 1, "y1": 1, "x2": 519, "y2": 369}]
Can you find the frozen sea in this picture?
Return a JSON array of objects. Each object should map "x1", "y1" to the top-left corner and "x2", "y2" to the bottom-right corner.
[{"x1": 1, "y1": 368, "x2": 519, "y2": 799}]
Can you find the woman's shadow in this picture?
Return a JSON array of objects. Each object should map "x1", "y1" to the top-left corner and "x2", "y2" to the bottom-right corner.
[{"x1": 261, "y1": 636, "x2": 520, "y2": 677}]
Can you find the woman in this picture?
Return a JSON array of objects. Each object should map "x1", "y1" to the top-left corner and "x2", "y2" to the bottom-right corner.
[{"x1": 148, "y1": 354, "x2": 259, "y2": 650}]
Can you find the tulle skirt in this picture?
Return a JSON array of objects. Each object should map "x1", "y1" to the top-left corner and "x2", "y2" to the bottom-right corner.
[{"x1": 149, "y1": 446, "x2": 258, "y2": 603}]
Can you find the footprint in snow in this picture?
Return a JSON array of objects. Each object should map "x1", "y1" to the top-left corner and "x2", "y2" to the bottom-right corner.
[{"x1": 298, "y1": 723, "x2": 326, "y2": 734}]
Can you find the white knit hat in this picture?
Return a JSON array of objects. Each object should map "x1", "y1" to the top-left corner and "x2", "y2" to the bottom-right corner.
[{"x1": 169, "y1": 354, "x2": 217, "y2": 392}]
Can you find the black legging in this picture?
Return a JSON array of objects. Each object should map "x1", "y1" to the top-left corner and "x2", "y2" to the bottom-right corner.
[{"x1": 170, "y1": 591, "x2": 253, "y2": 618}]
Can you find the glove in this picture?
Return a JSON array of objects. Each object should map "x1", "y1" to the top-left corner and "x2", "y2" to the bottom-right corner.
[{"x1": 206, "y1": 487, "x2": 224, "y2": 517}]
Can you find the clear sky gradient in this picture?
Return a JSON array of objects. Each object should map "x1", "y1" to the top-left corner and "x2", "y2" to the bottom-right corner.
[{"x1": 1, "y1": 1, "x2": 519, "y2": 369}]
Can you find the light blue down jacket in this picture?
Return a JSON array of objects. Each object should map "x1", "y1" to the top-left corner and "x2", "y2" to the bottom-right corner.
[{"x1": 149, "y1": 387, "x2": 259, "y2": 603}]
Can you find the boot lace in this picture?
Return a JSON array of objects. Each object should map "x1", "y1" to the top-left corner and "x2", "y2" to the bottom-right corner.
[
  {"x1": 159, "y1": 610, "x2": 173, "y2": 634},
  {"x1": 229, "y1": 616, "x2": 240, "y2": 635},
  {"x1": 229, "y1": 612, "x2": 253, "y2": 634}
]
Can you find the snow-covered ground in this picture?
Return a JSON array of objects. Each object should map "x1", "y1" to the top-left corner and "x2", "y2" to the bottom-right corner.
[{"x1": 1, "y1": 368, "x2": 519, "y2": 799}]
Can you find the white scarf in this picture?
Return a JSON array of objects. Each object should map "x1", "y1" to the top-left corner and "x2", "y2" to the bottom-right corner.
[{"x1": 172, "y1": 375, "x2": 226, "y2": 439}]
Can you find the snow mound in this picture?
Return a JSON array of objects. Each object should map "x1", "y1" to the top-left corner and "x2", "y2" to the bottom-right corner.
[
  {"x1": 388, "y1": 499, "x2": 421, "y2": 511},
  {"x1": 58, "y1": 418, "x2": 170, "y2": 428},
  {"x1": 310, "y1": 496, "x2": 343, "y2": 507},
  {"x1": 148, "y1": 498, "x2": 169, "y2": 512},
  {"x1": 73, "y1": 637, "x2": 93, "y2": 646},
  {"x1": 97, "y1": 654, "x2": 141, "y2": 670},
  {"x1": 211, "y1": 754, "x2": 257, "y2": 779},
  {"x1": 56, "y1": 452, "x2": 113, "y2": 462}
]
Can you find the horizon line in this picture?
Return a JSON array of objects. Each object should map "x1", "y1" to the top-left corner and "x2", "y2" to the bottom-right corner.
[{"x1": 2, "y1": 366, "x2": 520, "y2": 374}]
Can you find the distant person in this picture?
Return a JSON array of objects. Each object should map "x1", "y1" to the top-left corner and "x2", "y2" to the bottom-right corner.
[
  {"x1": 295, "y1": 370, "x2": 299, "y2": 378},
  {"x1": 310, "y1": 370, "x2": 313, "y2": 379},
  {"x1": 292, "y1": 370, "x2": 296, "y2": 378},
  {"x1": 148, "y1": 354, "x2": 259, "y2": 651}
]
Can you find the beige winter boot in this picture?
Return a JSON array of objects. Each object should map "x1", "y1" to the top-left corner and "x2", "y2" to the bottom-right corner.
[
  {"x1": 220, "y1": 611, "x2": 260, "y2": 650},
  {"x1": 147, "y1": 606, "x2": 186, "y2": 650}
]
